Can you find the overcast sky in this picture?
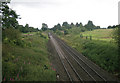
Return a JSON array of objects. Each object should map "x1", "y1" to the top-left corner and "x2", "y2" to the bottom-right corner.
[{"x1": 9, "y1": 0, "x2": 119, "y2": 29}]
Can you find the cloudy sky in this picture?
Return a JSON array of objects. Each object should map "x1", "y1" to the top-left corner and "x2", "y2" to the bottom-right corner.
[{"x1": 9, "y1": 0, "x2": 119, "y2": 29}]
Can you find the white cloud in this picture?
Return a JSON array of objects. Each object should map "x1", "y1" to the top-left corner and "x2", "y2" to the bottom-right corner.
[{"x1": 10, "y1": 0, "x2": 119, "y2": 29}]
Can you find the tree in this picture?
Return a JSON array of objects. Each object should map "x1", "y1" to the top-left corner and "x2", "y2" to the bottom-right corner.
[
  {"x1": 112, "y1": 25, "x2": 120, "y2": 71},
  {"x1": 108, "y1": 25, "x2": 118, "y2": 29},
  {"x1": 1, "y1": 2, "x2": 19, "y2": 29},
  {"x1": 84, "y1": 20, "x2": 96, "y2": 30},
  {"x1": 56, "y1": 23, "x2": 61, "y2": 30},
  {"x1": 62, "y1": 22, "x2": 68, "y2": 27},
  {"x1": 41, "y1": 23, "x2": 48, "y2": 31},
  {"x1": 71, "y1": 23, "x2": 74, "y2": 26},
  {"x1": 62, "y1": 22, "x2": 71, "y2": 29},
  {"x1": 95, "y1": 26, "x2": 100, "y2": 29},
  {"x1": 64, "y1": 30, "x2": 68, "y2": 35},
  {"x1": 79, "y1": 22, "x2": 83, "y2": 27},
  {"x1": 107, "y1": 26, "x2": 112, "y2": 29},
  {"x1": 76, "y1": 22, "x2": 80, "y2": 27}
]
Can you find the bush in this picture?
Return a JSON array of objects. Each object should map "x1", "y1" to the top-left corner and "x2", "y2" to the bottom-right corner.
[{"x1": 2, "y1": 28, "x2": 23, "y2": 46}]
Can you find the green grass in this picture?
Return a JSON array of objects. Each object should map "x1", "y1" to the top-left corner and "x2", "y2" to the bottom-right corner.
[
  {"x1": 58, "y1": 29, "x2": 119, "y2": 75},
  {"x1": 81, "y1": 29, "x2": 114, "y2": 41},
  {"x1": 2, "y1": 32, "x2": 56, "y2": 81}
]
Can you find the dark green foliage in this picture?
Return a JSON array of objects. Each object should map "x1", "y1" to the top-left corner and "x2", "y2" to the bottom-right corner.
[
  {"x1": 56, "y1": 23, "x2": 62, "y2": 30},
  {"x1": 41, "y1": 23, "x2": 48, "y2": 31},
  {"x1": 112, "y1": 25, "x2": 120, "y2": 71},
  {"x1": 107, "y1": 26, "x2": 112, "y2": 29},
  {"x1": 107, "y1": 25, "x2": 119, "y2": 29},
  {"x1": 2, "y1": 33, "x2": 56, "y2": 81},
  {"x1": 71, "y1": 22, "x2": 74, "y2": 26},
  {"x1": 95, "y1": 26, "x2": 100, "y2": 29},
  {"x1": 76, "y1": 22, "x2": 80, "y2": 27},
  {"x1": 2, "y1": 28, "x2": 24, "y2": 46},
  {"x1": 1, "y1": 2, "x2": 19, "y2": 29},
  {"x1": 118, "y1": 26, "x2": 120, "y2": 72},
  {"x1": 64, "y1": 30, "x2": 68, "y2": 35},
  {"x1": 82, "y1": 40, "x2": 118, "y2": 72},
  {"x1": 80, "y1": 34, "x2": 83, "y2": 38},
  {"x1": 51, "y1": 21, "x2": 101, "y2": 34},
  {"x1": 62, "y1": 22, "x2": 71, "y2": 29},
  {"x1": 90, "y1": 36, "x2": 92, "y2": 40},
  {"x1": 62, "y1": 22, "x2": 68, "y2": 27},
  {"x1": 84, "y1": 20, "x2": 96, "y2": 31},
  {"x1": 79, "y1": 22, "x2": 83, "y2": 27},
  {"x1": 1, "y1": 2, "x2": 39, "y2": 33},
  {"x1": 17, "y1": 25, "x2": 39, "y2": 33},
  {"x1": 52, "y1": 23, "x2": 62, "y2": 32}
]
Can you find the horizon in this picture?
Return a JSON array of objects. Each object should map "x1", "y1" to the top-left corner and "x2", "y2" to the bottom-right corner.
[{"x1": 9, "y1": 0, "x2": 119, "y2": 29}]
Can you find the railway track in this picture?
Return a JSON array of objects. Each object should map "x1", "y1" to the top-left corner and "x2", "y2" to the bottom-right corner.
[
  {"x1": 50, "y1": 35, "x2": 82, "y2": 82},
  {"x1": 49, "y1": 33, "x2": 118, "y2": 82},
  {"x1": 55, "y1": 36, "x2": 106, "y2": 82}
]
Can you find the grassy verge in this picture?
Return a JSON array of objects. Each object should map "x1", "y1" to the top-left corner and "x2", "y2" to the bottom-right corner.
[
  {"x1": 58, "y1": 29, "x2": 119, "y2": 76},
  {"x1": 2, "y1": 32, "x2": 56, "y2": 81}
]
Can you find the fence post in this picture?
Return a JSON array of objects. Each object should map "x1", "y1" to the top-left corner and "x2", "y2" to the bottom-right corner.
[
  {"x1": 80, "y1": 34, "x2": 83, "y2": 38},
  {"x1": 90, "y1": 36, "x2": 92, "y2": 40}
]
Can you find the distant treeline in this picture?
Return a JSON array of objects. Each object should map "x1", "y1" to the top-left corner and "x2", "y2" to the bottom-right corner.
[
  {"x1": 16, "y1": 24, "x2": 39, "y2": 33},
  {"x1": 107, "y1": 25, "x2": 119, "y2": 29},
  {"x1": 41, "y1": 21, "x2": 101, "y2": 32},
  {"x1": 42, "y1": 21, "x2": 119, "y2": 33}
]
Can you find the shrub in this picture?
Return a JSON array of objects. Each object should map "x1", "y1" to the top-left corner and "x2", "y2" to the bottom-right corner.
[{"x1": 2, "y1": 28, "x2": 23, "y2": 46}]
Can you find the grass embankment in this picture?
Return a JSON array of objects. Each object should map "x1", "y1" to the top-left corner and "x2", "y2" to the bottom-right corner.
[
  {"x1": 81, "y1": 29, "x2": 113, "y2": 41},
  {"x1": 58, "y1": 29, "x2": 119, "y2": 75},
  {"x1": 2, "y1": 32, "x2": 56, "y2": 81}
]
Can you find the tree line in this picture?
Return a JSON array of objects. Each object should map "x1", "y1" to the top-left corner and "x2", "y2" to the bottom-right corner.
[{"x1": 41, "y1": 20, "x2": 101, "y2": 32}]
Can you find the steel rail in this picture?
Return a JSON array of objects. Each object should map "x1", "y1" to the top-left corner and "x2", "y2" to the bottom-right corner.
[
  {"x1": 57, "y1": 37, "x2": 107, "y2": 82},
  {"x1": 50, "y1": 36, "x2": 73, "y2": 82},
  {"x1": 63, "y1": 49, "x2": 84, "y2": 82}
]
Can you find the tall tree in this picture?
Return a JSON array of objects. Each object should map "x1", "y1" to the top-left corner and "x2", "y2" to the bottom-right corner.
[
  {"x1": 41, "y1": 23, "x2": 48, "y2": 31},
  {"x1": 79, "y1": 22, "x2": 83, "y2": 27},
  {"x1": 56, "y1": 23, "x2": 61, "y2": 30},
  {"x1": 76, "y1": 22, "x2": 80, "y2": 27},
  {"x1": 62, "y1": 22, "x2": 71, "y2": 29},
  {"x1": 84, "y1": 20, "x2": 95, "y2": 30},
  {"x1": 1, "y1": 2, "x2": 19, "y2": 29},
  {"x1": 62, "y1": 22, "x2": 68, "y2": 27}
]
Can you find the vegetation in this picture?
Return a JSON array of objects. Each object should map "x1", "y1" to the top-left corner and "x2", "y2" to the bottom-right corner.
[
  {"x1": 51, "y1": 20, "x2": 101, "y2": 33},
  {"x1": 41, "y1": 23, "x2": 49, "y2": 31},
  {"x1": 50, "y1": 21, "x2": 120, "y2": 77},
  {"x1": 1, "y1": 1, "x2": 120, "y2": 81},
  {"x1": 81, "y1": 29, "x2": 113, "y2": 41},
  {"x1": 17, "y1": 24, "x2": 39, "y2": 33},
  {"x1": 56, "y1": 28, "x2": 120, "y2": 77},
  {"x1": 2, "y1": 2, "x2": 56, "y2": 81},
  {"x1": 1, "y1": 2, "x2": 39, "y2": 33},
  {"x1": 2, "y1": 32, "x2": 56, "y2": 81}
]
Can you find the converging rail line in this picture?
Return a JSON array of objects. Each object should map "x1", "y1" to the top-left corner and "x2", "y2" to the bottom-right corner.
[
  {"x1": 50, "y1": 35, "x2": 83, "y2": 82},
  {"x1": 55, "y1": 36, "x2": 106, "y2": 82},
  {"x1": 48, "y1": 32, "x2": 118, "y2": 82}
]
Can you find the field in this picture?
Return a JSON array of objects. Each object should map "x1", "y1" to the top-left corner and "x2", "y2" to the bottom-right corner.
[
  {"x1": 58, "y1": 29, "x2": 119, "y2": 76},
  {"x1": 2, "y1": 32, "x2": 56, "y2": 81},
  {"x1": 81, "y1": 29, "x2": 114, "y2": 41}
]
